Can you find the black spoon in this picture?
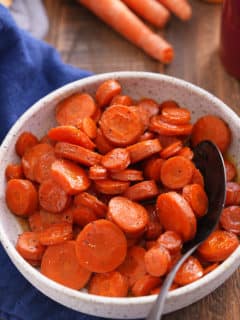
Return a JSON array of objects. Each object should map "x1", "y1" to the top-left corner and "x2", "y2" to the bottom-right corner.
[{"x1": 146, "y1": 140, "x2": 226, "y2": 320}]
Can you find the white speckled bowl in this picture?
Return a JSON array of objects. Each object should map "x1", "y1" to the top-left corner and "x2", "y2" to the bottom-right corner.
[{"x1": 0, "y1": 72, "x2": 240, "y2": 319}]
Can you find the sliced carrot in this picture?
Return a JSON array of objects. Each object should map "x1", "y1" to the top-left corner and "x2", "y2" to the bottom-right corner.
[
  {"x1": 137, "y1": 98, "x2": 160, "y2": 117},
  {"x1": 139, "y1": 131, "x2": 155, "y2": 142},
  {"x1": 110, "y1": 169, "x2": 143, "y2": 182},
  {"x1": 157, "y1": 0, "x2": 192, "y2": 21},
  {"x1": 160, "y1": 140, "x2": 183, "y2": 159},
  {"x1": 76, "y1": 219, "x2": 127, "y2": 272},
  {"x1": 38, "y1": 222, "x2": 72, "y2": 245},
  {"x1": 131, "y1": 274, "x2": 162, "y2": 296},
  {"x1": 161, "y1": 107, "x2": 191, "y2": 125},
  {"x1": 160, "y1": 156, "x2": 194, "y2": 189},
  {"x1": 16, "y1": 231, "x2": 45, "y2": 260},
  {"x1": 6, "y1": 179, "x2": 38, "y2": 217},
  {"x1": 220, "y1": 206, "x2": 240, "y2": 234},
  {"x1": 5, "y1": 163, "x2": 24, "y2": 180},
  {"x1": 89, "y1": 164, "x2": 108, "y2": 180},
  {"x1": 81, "y1": 117, "x2": 97, "y2": 140},
  {"x1": 130, "y1": 105, "x2": 151, "y2": 131},
  {"x1": 150, "y1": 283, "x2": 178, "y2": 295},
  {"x1": 74, "y1": 192, "x2": 107, "y2": 218},
  {"x1": 157, "y1": 231, "x2": 183, "y2": 254},
  {"x1": 56, "y1": 93, "x2": 96, "y2": 126},
  {"x1": 91, "y1": 106, "x2": 102, "y2": 123},
  {"x1": 118, "y1": 246, "x2": 146, "y2": 287},
  {"x1": 144, "y1": 245, "x2": 171, "y2": 277},
  {"x1": 197, "y1": 230, "x2": 239, "y2": 262},
  {"x1": 144, "y1": 158, "x2": 165, "y2": 181},
  {"x1": 177, "y1": 146, "x2": 194, "y2": 160},
  {"x1": 48, "y1": 125, "x2": 95, "y2": 150},
  {"x1": 159, "y1": 100, "x2": 180, "y2": 110},
  {"x1": 150, "y1": 115, "x2": 193, "y2": 136},
  {"x1": 225, "y1": 182, "x2": 240, "y2": 206},
  {"x1": 26, "y1": 259, "x2": 41, "y2": 267},
  {"x1": 72, "y1": 205, "x2": 97, "y2": 226},
  {"x1": 123, "y1": 180, "x2": 159, "y2": 201},
  {"x1": 157, "y1": 192, "x2": 197, "y2": 242},
  {"x1": 95, "y1": 79, "x2": 121, "y2": 108},
  {"x1": 127, "y1": 139, "x2": 162, "y2": 164},
  {"x1": 169, "y1": 251, "x2": 182, "y2": 270},
  {"x1": 157, "y1": 135, "x2": 180, "y2": 148},
  {"x1": 88, "y1": 271, "x2": 128, "y2": 297},
  {"x1": 94, "y1": 179, "x2": 130, "y2": 195},
  {"x1": 108, "y1": 196, "x2": 149, "y2": 235},
  {"x1": 182, "y1": 184, "x2": 208, "y2": 217},
  {"x1": 95, "y1": 128, "x2": 114, "y2": 154},
  {"x1": 203, "y1": 263, "x2": 219, "y2": 276},
  {"x1": 174, "y1": 256, "x2": 203, "y2": 286},
  {"x1": 224, "y1": 159, "x2": 237, "y2": 182},
  {"x1": 191, "y1": 115, "x2": 231, "y2": 153},
  {"x1": 191, "y1": 168, "x2": 204, "y2": 187},
  {"x1": 99, "y1": 105, "x2": 143, "y2": 146},
  {"x1": 101, "y1": 148, "x2": 130, "y2": 172},
  {"x1": 15, "y1": 131, "x2": 39, "y2": 157},
  {"x1": 54, "y1": 142, "x2": 102, "y2": 166},
  {"x1": 39, "y1": 179, "x2": 70, "y2": 213},
  {"x1": 110, "y1": 94, "x2": 133, "y2": 106},
  {"x1": 39, "y1": 134, "x2": 55, "y2": 146},
  {"x1": 29, "y1": 211, "x2": 43, "y2": 232},
  {"x1": 145, "y1": 204, "x2": 163, "y2": 240},
  {"x1": 41, "y1": 241, "x2": 91, "y2": 290}
]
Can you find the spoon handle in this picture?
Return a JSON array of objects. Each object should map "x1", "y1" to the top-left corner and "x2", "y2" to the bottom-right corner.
[{"x1": 146, "y1": 244, "x2": 199, "y2": 320}]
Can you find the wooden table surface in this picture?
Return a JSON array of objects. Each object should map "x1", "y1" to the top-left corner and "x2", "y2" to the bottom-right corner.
[{"x1": 44, "y1": 1, "x2": 240, "y2": 319}]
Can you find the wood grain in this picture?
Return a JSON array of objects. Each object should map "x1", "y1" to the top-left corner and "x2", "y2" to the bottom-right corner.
[{"x1": 44, "y1": 0, "x2": 240, "y2": 319}]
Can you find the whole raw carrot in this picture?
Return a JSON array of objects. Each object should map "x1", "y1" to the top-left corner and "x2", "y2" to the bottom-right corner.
[
  {"x1": 157, "y1": 0, "x2": 192, "y2": 21},
  {"x1": 79, "y1": 0, "x2": 174, "y2": 63}
]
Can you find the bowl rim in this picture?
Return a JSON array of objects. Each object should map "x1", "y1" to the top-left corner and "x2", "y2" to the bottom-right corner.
[{"x1": 0, "y1": 71, "x2": 240, "y2": 306}]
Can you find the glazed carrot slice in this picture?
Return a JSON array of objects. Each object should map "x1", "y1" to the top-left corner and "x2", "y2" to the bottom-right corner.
[
  {"x1": 191, "y1": 168, "x2": 204, "y2": 187},
  {"x1": 224, "y1": 159, "x2": 237, "y2": 182},
  {"x1": 91, "y1": 106, "x2": 102, "y2": 123},
  {"x1": 101, "y1": 148, "x2": 130, "y2": 172},
  {"x1": 145, "y1": 204, "x2": 163, "y2": 240},
  {"x1": 41, "y1": 241, "x2": 91, "y2": 290},
  {"x1": 197, "y1": 230, "x2": 239, "y2": 262},
  {"x1": 144, "y1": 158, "x2": 165, "y2": 181},
  {"x1": 56, "y1": 93, "x2": 96, "y2": 126},
  {"x1": 5, "y1": 163, "x2": 24, "y2": 180},
  {"x1": 182, "y1": 184, "x2": 208, "y2": 217},
  {"x1": 54, "y1": 142, "x2": 102, "y2": 166},
  {"x1": 157, "y1": 192, "x2": 197, "y2": 241},
  {"x1": 203, "y1": 263, "x2": 219, "y2": 276},
  {"x1": 144, "y1": 245, "x2": 171, "y2": 277},
  {"x1": 191, "y1": 115, "x2": 231, "y2": 153},
  {"x1": 177, "y1": 146, "x2": 194, "y2": 160},
  {"x1": 160, "y1": 140, "x2": 183, "y2": 159},
  {"x1": 39, "y1": 134, "x2": 56, "y2": 146},
  {"x1": 76, "y1": 219, "x2": 127, "y2": 272},
  {"x1": 157, "y1": 231, "x2": 183, "y2": 254},
  {"x1": 110, "y1": 169, "x2": 143, "y2": 182},
  {"x1": 15, "y1": 131, "x2": 39, "y2": 157},
  {"x1": 131, "y1": 274, "x2": 162, "y2": 296},
  {"x1": 157, "y1": 0, "x2": 192, "y2": 21},
  {"x1": 160, "y1": 156, "x2": 194, "y2": 189},
  {"x1": 161, "y1": 107, "x2": 191, "y2": 125},
  {"x1": 225, "y1": 182, "x2": 240, "y2": 206},
  {"x1": 123, "y1": 180, "x2": 159, "y2": 201},
  {"x1": 33, "y1": 147, "x2": 56, "y2": 184},
  {"x1": 51, "y1": 159, "x2": 90, "y2": 195},
  {"x1": 139, "y1": 131, "x2": 155, "y2": 142},
  {"x1": 127, "y1": 139, "x2": 162, "y2": 164},
  {"x1": 94, "y1": 179, "x2": 130, "y2": 195},
  {"x1": 150, "y1": 115, "x2": 193, "y2": 136},
  {"x1": 48, "y1": 125, "x2": 95, "y2": 150},
  {"x1": 72, "y1": 205, "x2": 97, "y2": 226},
  {"x1": 157, "y1": 135, "x2": 180, "y2": 148},
  {"x1": 88, "y1": 271, "x2": 128, "y2": 297},
  {"x1": 220, "y1": 206, "x2": 240, "y2": 234},
  {"x1": 110, "y1": 94, "x2": 133, "y2": 106},
  {"x1": 95, "y1": 79, "x2": 122, "y2": 108},
  {"x1": 130, "y1": 106, "x2": 151, "y2": 131},
  {"x1": 174, "y1": 256, "x2": 203, "y2": 286},
  {"x1": 74, "y1": 192, "x2": 107, "y2": 218},
  {"x1": 81, "y1": 117, "x2": 97, "y2": 140},
  {"x1": 89, "y1": 164, "x2": 108, "y2": 180},
  {"x1": 108, "y1": 196, "x2": 149, "y2": 235},
  {"x1": 118, "y1": 246, "x2": 146, "y2": 287},
  {"x1": 38, "y1": 222, "x2": 72, "y2": 245},
  {"x1": 99, "y1": 105, "x2": 143, "y2": 146},
  {"x1": 39, "y1": 179, "x2": 70, "y2": 213},
  {"x1": 6, "y1": 179, "x2": 38, "y2": 217},
  {"x1": 95, "y1": 128, "x2": 114, "y2": 154},
  {"x1": 169, "y1": 251, "x2": 182, "y2": 270},
  {"x1": 16, "y1": 231, "x2": 45, "y2": 260},
  {"x1": 159, "y1": 100, "x2": 180, "y2": 110}
]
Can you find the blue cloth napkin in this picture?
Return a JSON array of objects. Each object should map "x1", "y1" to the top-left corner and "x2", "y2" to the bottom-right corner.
[{"x1": 0, "y1": 5, "x2": 106, "y2": 320}]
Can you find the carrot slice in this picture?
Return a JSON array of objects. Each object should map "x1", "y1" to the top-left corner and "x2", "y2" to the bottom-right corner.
[
  {"x1": 39, "y1": 179, "x2": 70, "y2": 213},
  {"x1": 191, "y1": 168, "x2": 204, "y2": 187},
  {"x1": 144, "y1": 158, "x2": 165, "y2": 181},
  {"x1": 157, "y1": 192, "x2": 197, "y2": 242},
  {"x1": 144, "y1": 245, "x2": 171, "y2": 277},
  {"x1": 5, "y1": 163, "x2": 24, "y2": 180},
  {"x1": 150, "y1": 115, "x2": 193, "y2": 136},
  {"x1": 88, "y1": 271, "x2": 128, "y2": 297},
  {"x1": 6, "y1": 179, "x2": 38, "y2": 217},
  {"x1": 110, "y1": 169, "x2": 143, "y2": 182},
  {"x1": 191, "y1": 115, "x2": 231, "y2": 153},
  {"x1": 55, "y1": 142, "x2": 102, "y2": 166},
  {"x1": 177, "y1": 146, "x2": 194, "y2": 160},
  {"x1": 118, "y1": 246, "x2": 146, "y2": 287},
  {"x1": 161, "y1": 107, "x2": 191, "y2": 125},
  {"x1": 39, "y1": 134, "x2": 56, "y2": 146},
  {"x1": 220, "y1": 206, "x2": 240, "y2": 234},
  {"x1": 33, "y1": 147, "x2": 56, "y2": 184},
  {"x1": 101, "y1": 148, "x2": 130, "y2": 172},
  {"x1": 91, "y1": 107, "x2": 102, "y2": 123},
  {"x1": 159, "y1": 100, "x2": 180, "y2": 110},
  {"x1": 89, "y1": 164, "x2": 108, "y2": 180},
  {"x1": 15, "y1": 131, "x2": 39, "y2": 157},
  {"x1": 81, "y1": 117, "x2": 97, "y2": 140},
  {"x1": 224, "y1": 159, "x2": 237, "y2": 182},
  {"x1": 157, "y1": 231, "x2": 183, "y2": 254},
  {"x1": 160, "y1": 140, "x2": 183, "y2": 159},
  {"x1": 41, "y1": 241, "x2": 91, "y2": 290},
  {"x1": 16, "y1": 231, "x2": 45, "y2": 260},
  {"x1": 160, "y1": 156, "x2": 194, "y2": 189},
  {"x1": 95, "y1": 128, "x2": 114, "y2": 154},
  {"x1": 74, "y1": 192, "x2": 107, "y2": 218},
  {"x1": 131, "y1": 274, "x2": 162, "y2": 296},
  {"x1": 38, "y1": 222, "x2": 72, "y2": 245},
  {"x1": 108, "y1": 196, "x2": 149, "y2": 235},
  {"x1": 197, "y1": 230, "x2": 239, "y2": 262},
  {"x1": 94, "y1": 179, "x2": 130, "y2": 195},
  {"x1": 150, "y1": 283, "x2": 178, "y2": 295},
  {"x1": 157, "y1": 135, "x2": 180, "y2": 148},
  {"x1": 174, "y1": 256, "x2": 203, "y2": 285},
  {"x1": 182, "y1": 184, "x2": 208, "y2": 217},
  {"x1": 139, "y1": 131, "x2": 155, "y2": 142},
  {"x1": 48, "y1": 125, "x2": 95, "y2": 150},
  {"x1": 145, "y1": 204, "x2": 163, "y2": 240},
  {"x1": 130, "y1": 106, "x2": 151, "y2": 131},
  {"x1": 137, "y1": 99, "x2": 159, "y2": 117},
  {"x1": 95, "y1": 79, "x2": 122, "y2": 108},
  {"x1": 225, "y1": 182, "x2": 240, "y2": 206},
  {"x1": 110, "y1": 94, "x2": 133, "y2": 106},
  {"x1": 76, "y1": 219, "x2": 127, "y2": 272},
  {"x1": 56, "y1": 93, "x2": 96, "y2": 126},
  {"x1": 72, "y1": 205, "x2": 97, "y2": 226},
  {"x1": 157, "y1": 0, "x2": 192, "y2": 21},
  {"x1": 99, "y1": 105, "x2": 143, "y2": 146},
  {"x1": 203, "y1": 263, "x2": 219, "y2": 276},
  {"x1": 123, "y1": 180, "x2": 159, "y2": 201},
  {"x1": 127, "y1": 139, "x2": 162, "y2": 164}
]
